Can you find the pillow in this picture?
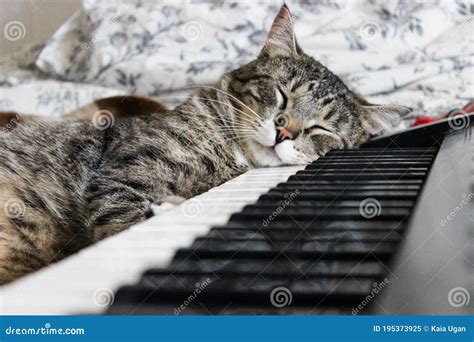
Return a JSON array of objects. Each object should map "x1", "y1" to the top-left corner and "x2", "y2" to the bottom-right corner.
[
  {"x1": 35, "y1": 1, "x2": 275, "y2": 86},
  {"x1": 35, "y1": 0, "x2": 472, "y2": 97},
  {"x1": 35, "y1": 0, "x2": 351, "y2": 93}
]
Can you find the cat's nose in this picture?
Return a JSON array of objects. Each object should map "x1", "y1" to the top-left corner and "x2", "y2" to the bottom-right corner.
[
  {"x1": 275, "y1": 127, "x2": 299, "y2": 144},
  {"x1": 274, "y1": 113, "x2": 301, "y2": 144}
]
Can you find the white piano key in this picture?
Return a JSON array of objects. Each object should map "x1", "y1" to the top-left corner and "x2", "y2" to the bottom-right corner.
[
  {"x1": 209, "y1": 182, "x2": 284, "y2": 190},
  {"x1": 245, "y1": 166, "x2": 305, "y2": 174}
]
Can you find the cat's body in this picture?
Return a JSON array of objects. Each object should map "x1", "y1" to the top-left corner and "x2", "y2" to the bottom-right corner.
[
  {"x1": 0, "y1": 88, "x2": 247, "y2": 283},
  {"x1": 0, "y1": 5, "x2": 410, "y2": 284}
]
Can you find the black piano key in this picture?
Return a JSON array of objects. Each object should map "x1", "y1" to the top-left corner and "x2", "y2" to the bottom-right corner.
[
  {"x1": 205, "y1": 227, "x2": 401, "y2": 242},
  {"x1": 229, "y1": 208, "x2": 410, "y2": 224},
  {"x1": 326, "y1": 148, "x2": 437, "y2": 155},
  {"x1": 289, "y1": 171, "x2": 427, "y2": 180},
  {"x1": 322, "y1": 148, "x2": 436, "y2": 153},
  {"x1": 239, "y1": 206, "x2": 410, "y2": 216},
  {"x1": 189, "y1": 237, "x2": 396, "y2": 256},
  {"x1": 304, "y1": 162, "x2": 432, "y2": 169},
  {"x1": 262, "y1": 189, "x2": 418, "y2": 200},
  {"x1": 222, "y1": 220, "x2": 406, "y2": 231},
  {"x1": 319, "y1": 154, "x2": 436, "y2": 160},
  {"x1": 319, "y1": 150, "x2": 436, "y2": 156},
  {"x1": 176, "y1": 241, "x2": 395, "y2": 261},
  {"x1": 284, "y1": 179, "x2": 424, "y2": 185},
  {"x1": 113, "y1": 274, "x2": 377, "y2": 307},
  {"x1": 303, "y1": 167, "x2": 428, "y2": 173},
  {"x1": 255, "y1": 198, "x2": 415, "y2": 208},
  {"x1": 314, "y1": 157, "x2": 434, "y2": 162},
  {"x1": 305, "y1": 162, "x2": 432, "y2": 169},
  {"x1": 286, "y1": 178, "x2": 424, "y2": 185},
  {"x1": 275, "y1": 183, "x2": 421, "y2": 191},
  {"x1": 298, "y1": 167, "x2": 428, "y2": 174},
  {"x1": 167, "y1": 258, "x2": 385, "y2": 277}
]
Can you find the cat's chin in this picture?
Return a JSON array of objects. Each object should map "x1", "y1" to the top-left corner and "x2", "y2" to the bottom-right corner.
[
  {"x1": 245, "y1": 139, "x2": 309, "y2": 167},
  {"x1": 245, "y1": 140, "x2": 282, "y2": 167}
]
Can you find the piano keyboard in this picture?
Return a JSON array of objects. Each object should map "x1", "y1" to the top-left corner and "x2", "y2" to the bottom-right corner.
[
  {"x1": 108, "y1": 147, "x2": 437, "y2": 315},
  {"x1": 0, "y1": 115, "x2": 472, "y2": 315}
]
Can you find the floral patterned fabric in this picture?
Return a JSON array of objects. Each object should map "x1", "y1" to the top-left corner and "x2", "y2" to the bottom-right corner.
[{"x1": 0, "y1": 0, "x2": 472, "y2": 121}]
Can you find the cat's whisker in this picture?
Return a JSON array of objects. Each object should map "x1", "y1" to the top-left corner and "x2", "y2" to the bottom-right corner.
[
  {"x1": 156, "y1": 93, "x2": 261, "y2": 131},
  {"x1": 180, "y1": 124, "x2": 259, "y2": 149},
  {"x1": 184, "y1": 85, "x2": 264, "y2": 124},
  {"x1": 221, "y1": 131, "x2": 260, "y2": 142},
  {"x1": 177, "y1": 125, "x2": 250, "y2": 148},
  {"x1": 151, "y1": 94, "x2": 260, "y2": 129},
  {"x1": 221, "y1": 128, "x2": 255, "y2": 135},
  {"x1": 181, "y1": 109, "x2": 257, "y2": 131},
  {"x1": 193, "y1": 96, "x2": 262, "y2": 126},
  {"x1": 166, "y1": 109, "x2": 257, "y2": 141}
]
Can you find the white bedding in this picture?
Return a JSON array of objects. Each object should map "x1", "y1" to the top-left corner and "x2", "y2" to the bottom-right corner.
[{"x1": 0, "y1": 0, "x2": 472, "y2": 122}]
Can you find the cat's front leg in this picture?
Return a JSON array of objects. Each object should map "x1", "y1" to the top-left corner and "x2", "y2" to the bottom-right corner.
[
  {"x1": 311, "y1": 134, "x2": 345, "y2": 158},
  {"x1": 86, "y1": 178, "x2": 152, "y2": 242}
]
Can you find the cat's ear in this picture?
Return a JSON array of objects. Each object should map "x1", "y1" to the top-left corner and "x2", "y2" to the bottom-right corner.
[
  {"x1": 260, "y1": 4, "x2": 302, "y2": 58},
  {"x1": 361, "y1": 104, "x2": 412, "y2": 136}
]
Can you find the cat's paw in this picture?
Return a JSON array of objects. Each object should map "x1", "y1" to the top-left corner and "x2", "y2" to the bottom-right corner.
[
  {"x1": 146, "y1": 196, "x2": 187, "y2": 218},
  {"x1": 155, "y1": 195, "x2": 186, "y2": 206},
  {"x1": 148, "y1": 202, "x2": 175, "y2": 217}
]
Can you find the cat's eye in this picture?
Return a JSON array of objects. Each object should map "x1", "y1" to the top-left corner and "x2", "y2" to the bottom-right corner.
[
  {"x1": 304, "y1": 124, "x2": 334, "y2": 134},
  {"x1": 245, "y1": 89, "x2": 261, "y2": 102},
  {"x1": 276, "y1": 87, "x2": 288, "y2": 110}
]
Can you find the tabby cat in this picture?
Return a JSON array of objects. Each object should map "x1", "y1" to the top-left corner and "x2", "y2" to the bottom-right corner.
[{"x1": 0, "y1": 5, "x2": 410, "y2": 284}]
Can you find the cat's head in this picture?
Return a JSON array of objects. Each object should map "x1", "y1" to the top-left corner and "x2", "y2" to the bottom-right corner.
[{"x1": 221, "y1": 4, "x2": 410, "y2": 166}]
